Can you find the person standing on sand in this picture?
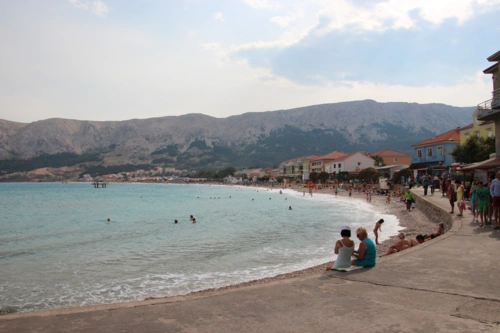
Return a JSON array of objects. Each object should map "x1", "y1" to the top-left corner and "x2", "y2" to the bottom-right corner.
[
  {"x1": 404, "y1": 190, "x2": 413, "y2": 212},
  {"x1": 373, "y1": 219, "x2": 384, "y2": 245},
  {"x1": 351, "y1": 227, "x2": 376, "y2": 267},
  {"x1": 325, "y1": 226, "x2": 354, "y2": 270}
]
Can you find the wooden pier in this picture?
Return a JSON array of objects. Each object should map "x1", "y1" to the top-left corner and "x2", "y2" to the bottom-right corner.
[{"x1": 92, "y1": 181, "x2": 108, "y2": 188}]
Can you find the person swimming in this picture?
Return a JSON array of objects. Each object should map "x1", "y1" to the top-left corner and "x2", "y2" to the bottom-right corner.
[
  {"x1": 174, "y1": 219, "x2": 178, "y2": 224},
  {"x1": 289, "y1": 206, "x2": 293, "y2": 210}
]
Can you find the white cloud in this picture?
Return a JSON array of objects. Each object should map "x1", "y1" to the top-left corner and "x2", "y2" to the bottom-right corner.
[
  {"x1": 67, "y1": 0, "x2": 109, "y2": 17},
  {"x1": 244, "y1": 0, "x2": 281, "y2": 9},
  {"x1": 68, "y1": 0, "x2": 88, "y2": 10},
  {"x1": 270, "y1": 8, "x2": 304, "y2": 27},
  {"x1": 92, "y1": 1, "x2": 109, "y2": 17},
  {"x1": 213, "y1": 12, "x2": 225, "y2": 22}
]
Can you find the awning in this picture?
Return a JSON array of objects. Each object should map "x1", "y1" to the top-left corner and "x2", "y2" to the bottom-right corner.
[{"x1": 460, "y1": 157, "x2": 500, "y2": 171}]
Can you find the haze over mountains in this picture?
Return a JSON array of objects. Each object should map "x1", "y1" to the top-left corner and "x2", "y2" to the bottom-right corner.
[{"x1": 0, "y1": 100, "x2": 474, "y2": 173}]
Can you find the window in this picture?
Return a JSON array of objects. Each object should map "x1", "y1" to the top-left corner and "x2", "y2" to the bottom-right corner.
[
  {"x1": 394, "y1": 158, "x2": 398, "y2": 162},
  {"x1": 338, "y1": 163, "x2": 342, "y2": 169},
  {"x1": 465, "y1": 133, "x2": 470, "y2": 140},
  {"x1": 475, "y1": 131, "x2": 480, "y2": 137},
  {"x1": 488, "y1": 129, "x2": 493, "y2": 138},
  {"x1": 334, "y1": 164, "x2": 336, "y2": 168},
  {"x1": 427, "y1": 148, "x2": 433, "y2": 156},
  {"x1": 417, "y1": 149, "x2": 422, "y2": 157},
  {"x1": 437, "y1": 146, "x2": 444, "y2": 155}
]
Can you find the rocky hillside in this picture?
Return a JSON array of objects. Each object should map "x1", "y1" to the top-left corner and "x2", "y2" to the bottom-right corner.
[{"x1": 0, "y1": 100, "x2": 474, "y2": 173}]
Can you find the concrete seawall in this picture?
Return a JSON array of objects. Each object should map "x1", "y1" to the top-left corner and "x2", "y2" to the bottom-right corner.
[{"x1": 412, "y1": 189, "x2": 454, "y2": 231}]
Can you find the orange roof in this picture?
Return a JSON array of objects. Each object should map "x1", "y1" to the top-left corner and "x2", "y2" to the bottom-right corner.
[
  {"x1": 310, "y1": 151, "x2": 346, "y2": 161},
  {"x1": 411, "y1": 127, "x2": 461, "y2": 147},
  {"x1": 333, "y1": 151, "x2": 368, "y2": 161},
  {"x1": 371, "y1": 149, "x2": 410, "y2": 157}
]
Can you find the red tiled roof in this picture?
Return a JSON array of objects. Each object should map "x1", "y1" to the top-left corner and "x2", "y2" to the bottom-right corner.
[
  {"x1": 411, "y1": 127, "x2": 461, "y2": 147},
  {"x1": 370, "y1": 149, "x2": 410, "y2": 157},
  {"x1": 311, "y1": 151, "x2": 346, "y2": 161},
  {"x1": 334, "y1": 151, "x2": 370, "y2": 162}
]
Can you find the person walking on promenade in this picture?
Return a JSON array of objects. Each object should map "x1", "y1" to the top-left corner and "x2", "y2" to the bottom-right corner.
[
  {"x1": 456, "y1": 180, "x2": 465, "y2": 217},
  {"x1": 489, "y1": 171, "x2": 500, "y2": 229},
  {"x1": 432, "y1": 176, "x2": 439, "y2": 195},
  {"x1": 446, "y1": 179, "x2": 456, "y2": 214},
  {"x1": 423, "y1": 176, "x2": 429, "y2": 196},
  {"x1": 476, "y1": 181, "x2": 489, "y2": 227},
  {"x1": 441, "y1": 176, "x2": 447, "y2": 197}
]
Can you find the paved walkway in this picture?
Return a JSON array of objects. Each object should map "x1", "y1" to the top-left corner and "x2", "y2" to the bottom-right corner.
[{"x1": 1, "y1": 188, "x2": 500, "y2": 332}]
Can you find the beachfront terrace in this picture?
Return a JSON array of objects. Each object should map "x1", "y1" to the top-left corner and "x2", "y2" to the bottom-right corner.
[{"x1": 476, "y1": 88, "x2": 500, "y2": 121}]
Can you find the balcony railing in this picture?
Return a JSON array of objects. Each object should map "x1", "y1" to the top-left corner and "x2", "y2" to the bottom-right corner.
[{"x1": 477, "y1": 88, "x2": 500, "y2": 121}]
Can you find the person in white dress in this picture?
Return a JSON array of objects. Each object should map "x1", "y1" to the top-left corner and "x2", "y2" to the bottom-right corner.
[{"x1": 325, "y1": 225, "x2": 354, "y2": 270}]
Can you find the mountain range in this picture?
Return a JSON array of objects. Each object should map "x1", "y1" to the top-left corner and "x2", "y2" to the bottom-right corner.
[{"x1": 0, "y1": 100, "x2": 474, "y2": 177}]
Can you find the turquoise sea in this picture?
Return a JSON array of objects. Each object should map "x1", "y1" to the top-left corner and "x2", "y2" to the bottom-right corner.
[{"x1": 0, "y1": 182, "x2": 400, "y2": 313}]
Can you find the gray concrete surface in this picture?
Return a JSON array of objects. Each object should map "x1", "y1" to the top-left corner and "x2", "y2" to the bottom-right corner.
[{"x1": 1, "y1": 187, "x2": 499, "y2": 332}]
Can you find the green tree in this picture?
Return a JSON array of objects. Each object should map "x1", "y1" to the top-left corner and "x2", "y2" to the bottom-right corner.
[
  {"x1": 217, "y1": 166, "x2": 236, "y2": 178},
  {"x1": 370, "y1": 155, "x2": 385, "y2": 167},
  {"x1": 451, "y1": 136, "x2": 495, "y2": 164},
  {"x1": 318, "y1": 171, "x2": 330, "y2": 182},
  {"x1": 358, "y1": 167, "x2": 381, "y2": 181},
  {"x1": 309, "y1": 172, "x2": 319, "y2": 183},
  {"x1": 391, "y1": 168, "x2": 412, "y2": 184}
]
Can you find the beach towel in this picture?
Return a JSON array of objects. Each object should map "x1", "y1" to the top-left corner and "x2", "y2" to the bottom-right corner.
[{"x1": 331, "y1": 266, "x2": 364, "y2": 272}]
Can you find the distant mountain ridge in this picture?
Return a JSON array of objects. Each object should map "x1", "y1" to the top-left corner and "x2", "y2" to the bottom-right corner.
[{"x1": 0, "y1": 100, "x2": 474, "y2": 173}]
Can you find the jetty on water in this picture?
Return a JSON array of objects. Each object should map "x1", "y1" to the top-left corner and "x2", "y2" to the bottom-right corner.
[{"x1": 92, "y1": 181, "x2": 108, "y2": 188}]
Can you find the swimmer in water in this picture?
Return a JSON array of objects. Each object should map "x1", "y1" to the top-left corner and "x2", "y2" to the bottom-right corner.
[
  {"x1": 107, "y1": 218, "x2": 111, "y2": 222},
  {"x1": 192, "y1": 218, "x2": 196, "y2": 224},
  {"x1": 174, "y1": 219, "x2": 178, "y2": 224},
  {"x1": 289, "y1": 206, "x2": 293, "y2": 210}
]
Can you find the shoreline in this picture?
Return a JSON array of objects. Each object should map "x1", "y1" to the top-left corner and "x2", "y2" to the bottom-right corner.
[{"x1": 1, "y1": 183, "x2": 441, "y2": 317}]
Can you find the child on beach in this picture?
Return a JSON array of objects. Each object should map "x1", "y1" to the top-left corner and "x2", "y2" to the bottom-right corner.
[{"x1": 373, "y1": 219, "x2": 384, "y2": 245}]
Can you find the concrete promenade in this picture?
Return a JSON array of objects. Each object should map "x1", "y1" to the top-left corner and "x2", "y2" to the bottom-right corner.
[{"x1": 1, "y1": 188, "x2": 499, "y2": 332}]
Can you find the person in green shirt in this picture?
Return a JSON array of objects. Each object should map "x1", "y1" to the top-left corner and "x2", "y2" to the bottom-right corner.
[
  {"x1": 475, "y1": 181, "x2": 489, "y2": 227},
  {"x1": 404, "y1": 190, "x2": 413, "y2": 212}
]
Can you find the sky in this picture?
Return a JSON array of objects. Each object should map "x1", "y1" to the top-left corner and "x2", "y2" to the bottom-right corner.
[{"x1": 1, "y1": 0, "x2": 499, "y2": 123}]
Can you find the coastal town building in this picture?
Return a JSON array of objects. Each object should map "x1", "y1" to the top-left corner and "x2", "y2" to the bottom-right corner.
[
  {"x1": 371, "y1": 149, "x2": 411, "y2": 166},
  {"x1": 324, "y1": 151, "x2": 375, "y2": 174},
  {"x1": 309, "y1": 151, "x2": 346, "y2": 173},
  {"x1": 279, "y1": 155, "x2": 321, "y2": 180},
  {"x1": 410, "y1": 127, "x2": 461, "y2": 167},
  {"x1": 459, "y1": 109, "x2": 495, "y2": 144},
  {"x1": 476, "y1": 49, "x2": 500, "y2": 157}
]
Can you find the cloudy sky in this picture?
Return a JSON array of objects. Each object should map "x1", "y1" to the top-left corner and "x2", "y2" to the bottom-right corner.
[{"x1": 1, "y1": 0, "x2": 499, "y2": 123}]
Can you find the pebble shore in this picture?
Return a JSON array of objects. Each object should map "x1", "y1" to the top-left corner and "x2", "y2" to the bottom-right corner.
[{"x1": 162, "y1": 184, "x2": 442, "y2": 299}]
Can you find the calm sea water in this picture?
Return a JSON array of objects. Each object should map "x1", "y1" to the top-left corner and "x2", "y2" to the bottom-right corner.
[{"x1": 0, "y1": 182, "x2": 400, "y2": 313}]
